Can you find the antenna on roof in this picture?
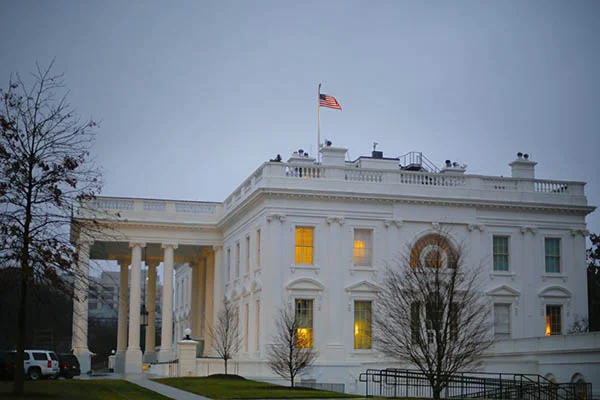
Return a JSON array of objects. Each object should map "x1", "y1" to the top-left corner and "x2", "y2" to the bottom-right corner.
[{"x1": 373, "y1": 142, "x2": 379, "y2": 151}]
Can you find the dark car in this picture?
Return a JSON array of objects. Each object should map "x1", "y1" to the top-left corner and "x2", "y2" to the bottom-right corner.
[
  {"x1": 0, "y1": 351, "x2": 15, "y2": 380},
  {"x1": 57, "y1": 354, "x2": 80, "y2": 379}
]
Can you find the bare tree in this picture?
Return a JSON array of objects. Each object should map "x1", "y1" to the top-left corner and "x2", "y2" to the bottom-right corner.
[
  {"x1": 209, "y1": 298, "x2": 242, "y2": 374},
  {"x1": 267, "y1": 305, "x2": 317, "y2": 388},
  {"x1": 373, "y1": 231, "x2": 492, "y2": 400},
  {"x1": 0, "y1": 61, "x2": 102, "y2": 395}
]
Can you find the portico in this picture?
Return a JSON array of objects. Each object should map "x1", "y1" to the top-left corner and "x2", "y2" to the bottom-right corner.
[{"x1": 70, "y1": 198, "x2": 223, "y2": 373}]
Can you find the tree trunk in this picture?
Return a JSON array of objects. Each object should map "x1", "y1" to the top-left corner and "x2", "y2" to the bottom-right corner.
[
  {"x1": 13, "y1": 266, "x2": 27, "y2": 395},
  {"x1": 224, "y1": 358, "x2": 228, "y2": 375}
]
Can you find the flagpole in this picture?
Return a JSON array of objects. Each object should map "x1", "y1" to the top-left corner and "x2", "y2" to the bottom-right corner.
[{"x1": 317, "y1": 83, "x2": 321, "y2": 163}]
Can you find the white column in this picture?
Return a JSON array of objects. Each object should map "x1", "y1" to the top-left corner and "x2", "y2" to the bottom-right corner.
[
  {"x1": 114, "y1": 257, "x2": 129, "y2": 373},
  {"x1": 159, "y1": 243, "x2": 177, "y2": 362},
  {"x1": 144, "y1": 260, "x2": 158, "y2": 362},
  {"x1": 211, "y1": 246, "x2": 223, "y2": 357},
  {"x1": 204, "y1": 250, "x2": 215, "y2": 349},
  {"x1": 198, "y1": 256, "x2": 207, "y2": 339},
  {"x1": 191, "y1": 259, "x2": 200, "y2": 340},
  {"x1": 125, "y1": 242, "x2": 144, "y2": 373},
  {"x1": 71, "y1": 240, "x2": 92, "y2": 374}
]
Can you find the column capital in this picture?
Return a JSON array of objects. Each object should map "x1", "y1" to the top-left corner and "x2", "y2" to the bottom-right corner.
[
  {"x1": 129, "y1": 242, "x2": 146, "y2": 249},
  {"x1": 213, "y1": 245, "x2": 223, "y2": 252},
  {"x1": 161, "y1": 243, "x2": 178, "y2": 250}
]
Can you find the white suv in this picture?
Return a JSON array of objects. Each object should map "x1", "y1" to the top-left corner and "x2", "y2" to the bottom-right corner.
[{"x1": 21, "y1": 350, "x2": 59, "y2": 380}]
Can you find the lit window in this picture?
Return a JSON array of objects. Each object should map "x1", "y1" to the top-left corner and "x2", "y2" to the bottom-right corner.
[
  {"x1": 353, "y1": 229, "x2": 373, "y2": 266},
  {"x1": 256, "y1": 229, "x2": 261, "y2": 268},
  {"x1": 295, "y1": 227, "x2": 314, "y2": 264},
  {"x1": 493, "y1": 236, "x2": 510, "y2": 272},
  {"x1": 295, "y1": 299, "x2": 313, "y2": 348},
  {"x1": 354, "y1": 301, "x2": 372, "y2": 349},
  {"x1": 494, "y1": 303, "x2": 510, "y2": 340},
  {"x1": 546, "y1": 305, "x2": 561, "y2": 335},
  {"x1": 545, "y1": 238, "x2": 561, "y2": 273}
]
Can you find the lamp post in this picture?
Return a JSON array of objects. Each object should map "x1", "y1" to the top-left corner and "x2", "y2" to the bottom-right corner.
[{"x1": 140, "y1": 304, "x2": 148, "y2": 353}]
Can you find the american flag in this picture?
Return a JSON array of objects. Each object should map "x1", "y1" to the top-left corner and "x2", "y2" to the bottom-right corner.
[{"x1": 319, "y1": 93, "x2": 342, "y2": 110}]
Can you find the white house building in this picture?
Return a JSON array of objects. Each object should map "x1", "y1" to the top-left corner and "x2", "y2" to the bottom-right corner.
[{"x1": 71, "y1": 144, "x2": 599, "y2": 394}]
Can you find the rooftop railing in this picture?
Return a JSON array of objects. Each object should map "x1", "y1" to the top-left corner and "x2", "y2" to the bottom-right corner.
[{"x1": 223, "y1": 162, "x2": 587, "y2": 212}]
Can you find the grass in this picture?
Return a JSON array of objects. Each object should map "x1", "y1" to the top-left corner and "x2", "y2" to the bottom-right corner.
[
  {"x1": 0, "y1": 379, "x2": 170, "y2": 399},
  {"x1": 153, "y1": 375, "x2": 363, "y2": 399}
]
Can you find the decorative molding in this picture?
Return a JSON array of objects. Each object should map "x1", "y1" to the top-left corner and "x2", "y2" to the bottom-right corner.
[
  {"x1": 467, "y1": 223, "x2": 485, "y2": 232},
  {"x1": 212, "y1": 245, "x2": 223, "y2": 252},
  {"x1": 431, "y1": 222, "x2": 441, "y2": 229},
  {"x1": 326, "y1": 216, "x2": 345, "y2": 226},
  {"x1": 290, "y1": 264, "x2": 320, "y2": 275},
  {"x1": 569, "y1": 229, "x2": 589, "y2": 237},
  {"x1": 266, "y1": 213, "x2": 285, "y2": 223},
  {"x1": 384, "y1": 219, "x2": 403, "y2": 229},
  {"x1": 129, "y1": 242, "x2": 146, "y2": 249},
  {"x1": 519, "y1": 226, "x2": 538, "y2": 235},
  {"x1": 161, "y1": 242, "x2": 179, "y2": 250}
]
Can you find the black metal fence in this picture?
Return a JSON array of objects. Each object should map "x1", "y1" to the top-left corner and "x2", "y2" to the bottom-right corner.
[{"x1": 359, "y1": 368, "x2": 592, "y2": 400}]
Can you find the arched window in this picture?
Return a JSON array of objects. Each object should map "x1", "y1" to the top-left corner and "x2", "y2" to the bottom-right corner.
[{"x1": 410, "y1": 234, "x2": 458, "y2": 269}]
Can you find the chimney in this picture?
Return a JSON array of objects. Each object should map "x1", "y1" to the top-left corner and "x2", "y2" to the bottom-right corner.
[
  {"x1": 320, "y1": 144, "x2": 347, "y2": 166},
  {"x1": 509, "y1": 152, "x2": 536, "y2": 179}
]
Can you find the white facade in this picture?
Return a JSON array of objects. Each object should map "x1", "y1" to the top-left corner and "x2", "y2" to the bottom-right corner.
[{"x1": 72, "y1": 145, "x2": 598, "y2": 394}]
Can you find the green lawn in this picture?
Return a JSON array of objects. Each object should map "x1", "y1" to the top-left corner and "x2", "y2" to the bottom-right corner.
[
  {"x1": 0, "y1": 379, "x2": 170, "y2": 400},
  {"x1": 153, "y1": 376, "x2": 363, "y2": 399}
]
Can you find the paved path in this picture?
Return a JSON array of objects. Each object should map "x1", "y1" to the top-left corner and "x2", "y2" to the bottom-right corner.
[{"x1": 126, "y1": 376, "x2": 211, "y2": 400}]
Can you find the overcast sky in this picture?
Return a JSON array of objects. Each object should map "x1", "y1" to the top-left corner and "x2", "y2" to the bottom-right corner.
[{"x1": 2, "y1": 0, "x2": 599, "y2": 245}]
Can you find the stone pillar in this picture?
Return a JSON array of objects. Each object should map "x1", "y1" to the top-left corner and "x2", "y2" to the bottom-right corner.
[
  {"x1": 158, "y1": 243, "x2": 177, "y2": 362},
  {"x1": 177, "y1": 338, "x2": 198, "y2": 377},
  {"x1": 190, "y1": 258, "x2": 200, "y2": 341},
  {"x1": 125, "y1": 242, "x2": 144, "y2": 373},
  {"x1": 198, "y1": 255, "x2": 207, "y2": 339},
  {"x1": 204, "y1": 249, "x2": 215, "y2": 350},
  {"x1": 114, "y1": 257, "x2": 130, "y2": 373},
  {"x1": 72, "y1": 240, "x2": 92, "y2": 374},
  {"x1": 144, "y1": 260, "x2": 158, "y2": 363}
]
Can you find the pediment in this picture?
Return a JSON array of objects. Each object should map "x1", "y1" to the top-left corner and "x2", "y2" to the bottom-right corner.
[
  {"x1": 345, "y1": 280, "x2": 380, "y2": 293},
  {"x1": 486, "y1": 285, "x2": 520, "y2": 297},
  {"x1": 285, "y1": 277, "x2": 325, "y2": 291},
  {"x1": 538, "y1": 285, "x2": 572, "y2": 299}
]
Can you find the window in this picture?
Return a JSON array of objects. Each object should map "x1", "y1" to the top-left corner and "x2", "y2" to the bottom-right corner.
[
  {"x1": 244, "y1": 303, "x2": 249, "y2": 352},
  {"x1": 545, "y1": 238, "x2": 561, "y2": 273},
  {"x1": 295, "y1": 227, "x2": 314, "y2": 264},
  {"x1": 32, "y1": 352, "x2": 47, "y2": 361},
  {"x1": 411, "y1": 302, "x2": 421, "y2": 344},
  {"x1": 493, "y1": 236, "x2": 510, "y2": 272},
  {"x1": 353, "y1": 229, "x2": 373, "y2": 266},
  {"x1": 354, "y1": 301, "x2": 372, "y2": 349},
  {"x1": 494, "y1": 304, "x2": 511, "y2": 340},
  {"x1": 256, "y1": 229, "x2": 261, "y2": 268},
  {"x1": 226, "y1": 248, "x2": 231, "y2": 281},
  {"x1": 245, "y1": 236, "x2": 250, "y2": 273},
  {"x1": 546, "y1": 305, "x2": 562, "y2": 335},
  {"x1": 235, "y1": 242, "x2": 240, "y2": 278},
  {"x1": 295, "y1": 299, "x2": 313, "y2": 348},
  {"x1": 255, "y1": 300, "x2": 260, "y2": 350}
]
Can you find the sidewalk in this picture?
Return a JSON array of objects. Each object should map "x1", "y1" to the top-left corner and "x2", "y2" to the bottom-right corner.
[{"x1": 125, "y1": 375, "x2": 211, "y2": 400}]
